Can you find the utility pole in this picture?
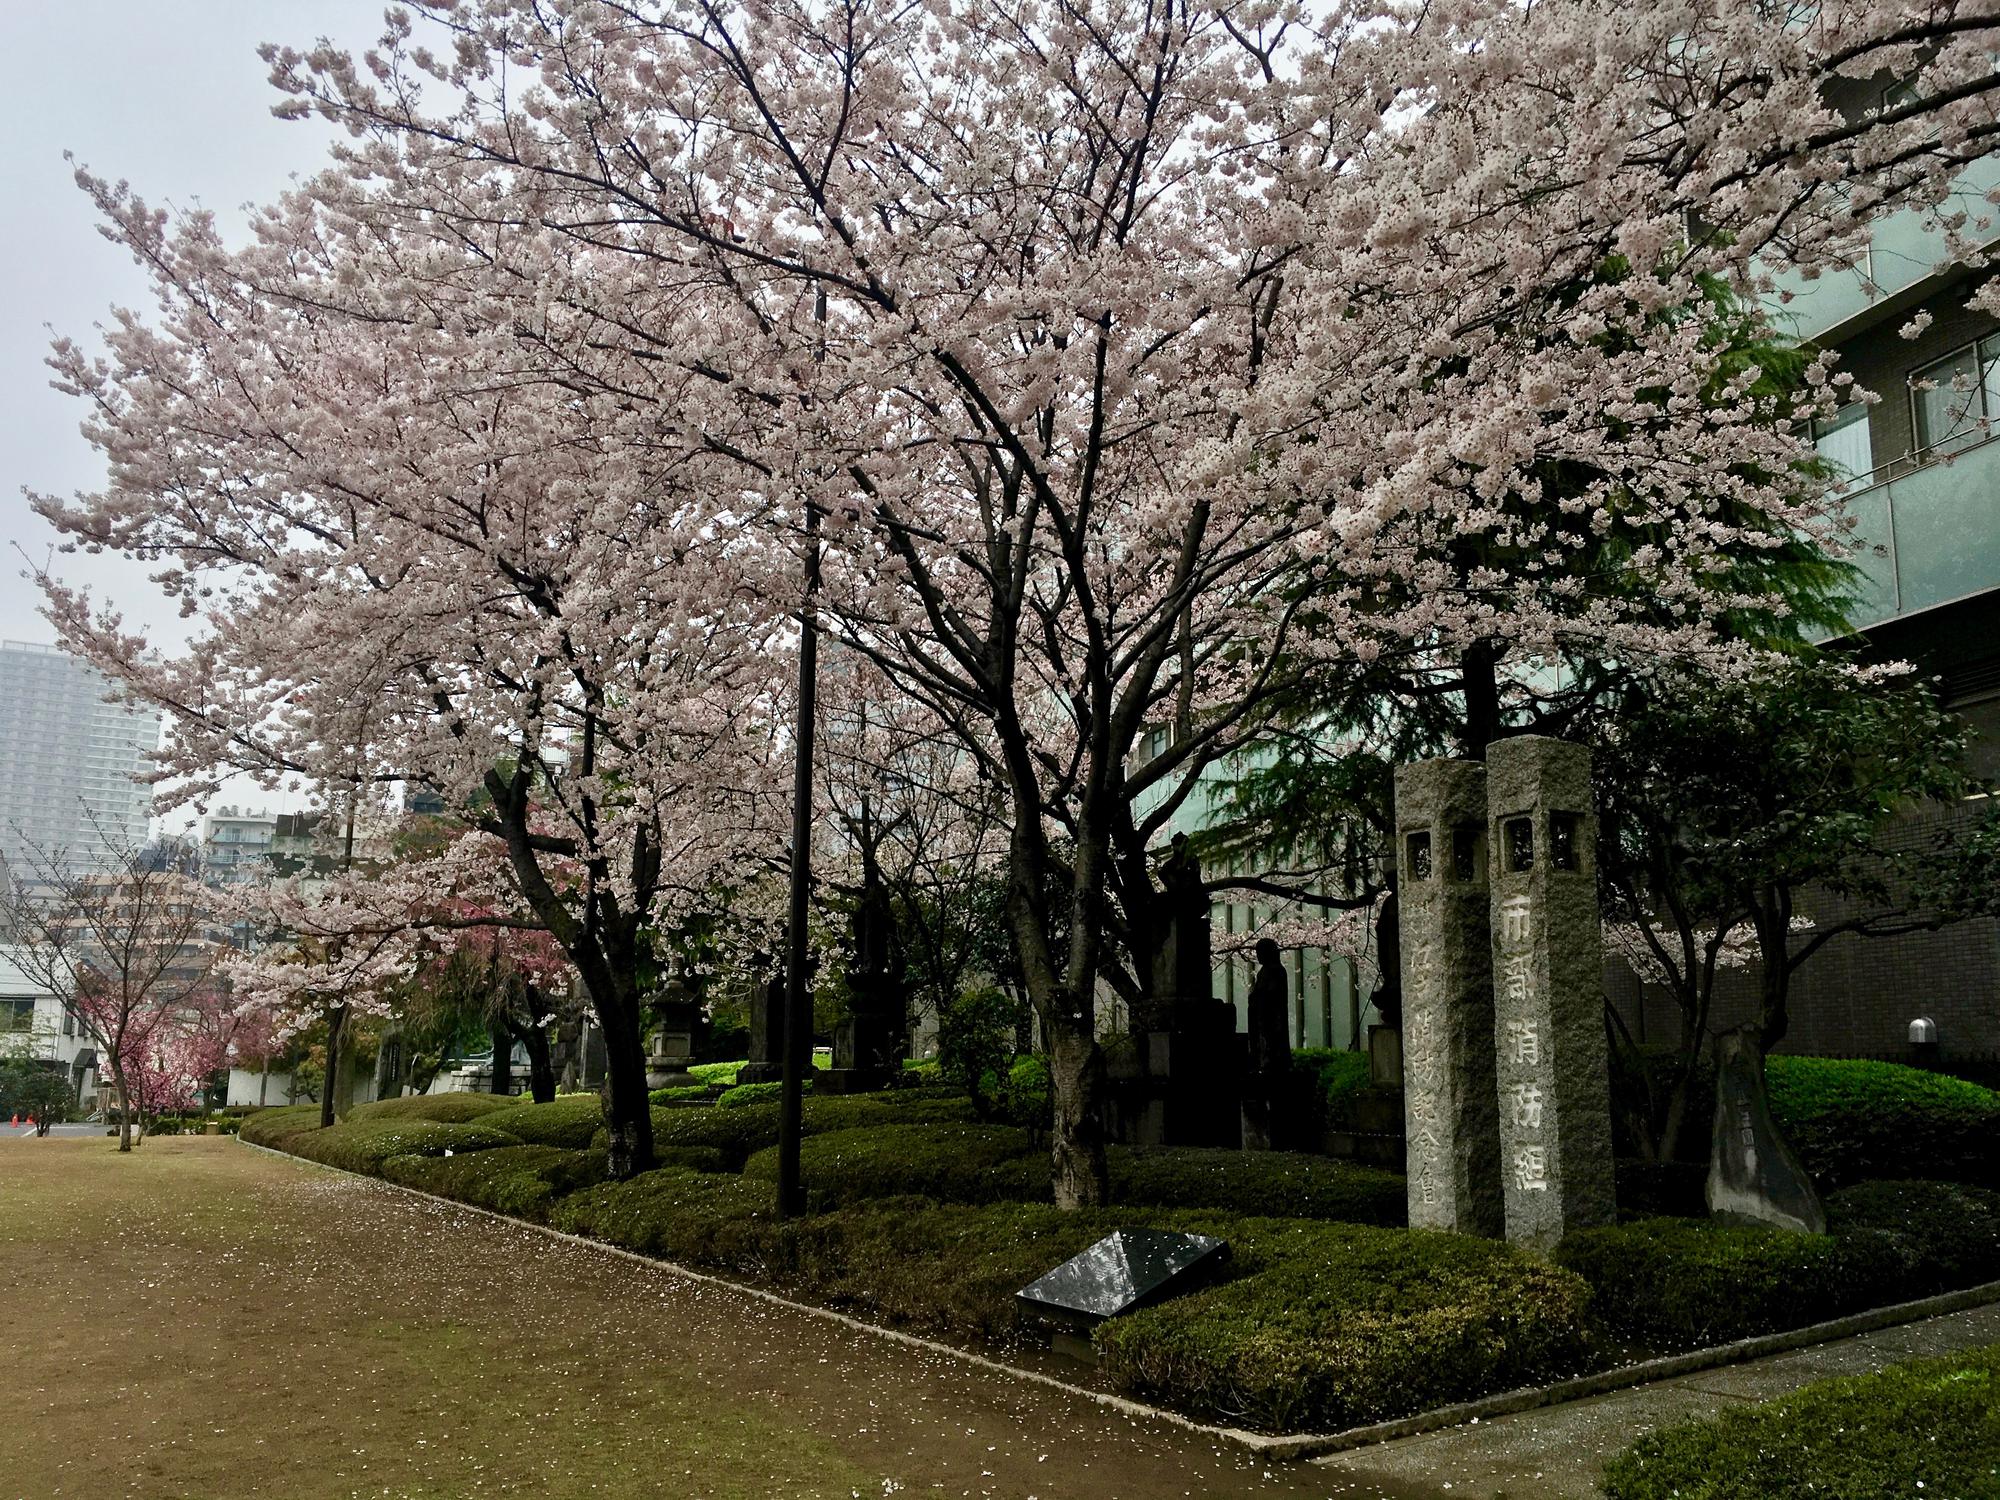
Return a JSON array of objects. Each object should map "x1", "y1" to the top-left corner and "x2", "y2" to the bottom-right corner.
[{"x1": 778, "y1": 282, "x2": 828, "y2": 1219}]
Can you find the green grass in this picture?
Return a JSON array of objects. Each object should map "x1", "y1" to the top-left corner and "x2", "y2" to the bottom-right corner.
[{"x1": 1602, "y1": 1342, "x2": 2000, "y2": 1498}]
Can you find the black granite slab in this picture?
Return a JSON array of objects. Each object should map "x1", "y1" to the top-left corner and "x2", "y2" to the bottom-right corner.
[{"x1": 1016, "y1": 1228, "x2": 1229, "y2": 1332}]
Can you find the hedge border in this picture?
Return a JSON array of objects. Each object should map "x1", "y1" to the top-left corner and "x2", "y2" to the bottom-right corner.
[{"x1": 231, "y1": 1134, "x2": 2000, "y2": 1463}]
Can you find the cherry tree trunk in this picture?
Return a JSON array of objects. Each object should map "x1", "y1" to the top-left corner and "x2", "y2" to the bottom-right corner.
[
  {"x1": 596, "y1": 987, "x2": 657, "y2": 1178},
  {"x1": 522, "y1": 1024, "x2": 556, "y2": 1104},
  {"x1": 320, "y1": 1002, "x2": 348, "y2": 1129},
  {"x1": 1046, "y1": 1021, "x2": 1108, "y2": 1208},
  {"x1": 113, "y1": 1073, "x2": 133, "y2": 1153},
  {"x1": 489, "y1": 1021, "x2": 513, "y2": 1098}
]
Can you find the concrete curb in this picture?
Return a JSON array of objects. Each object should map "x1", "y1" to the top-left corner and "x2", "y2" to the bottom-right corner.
[{"x1": 233, "y1": 1134, "x2": 2000, "y2": 1463}]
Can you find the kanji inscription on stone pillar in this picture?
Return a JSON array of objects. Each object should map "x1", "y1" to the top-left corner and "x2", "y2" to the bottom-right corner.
[
  {"x1": 1394, "y1": 757, "x2": 1504, "y2": 1238},
  {"x1": 1487, "y1": 735, "x2": 1617, "y2": 1250}
]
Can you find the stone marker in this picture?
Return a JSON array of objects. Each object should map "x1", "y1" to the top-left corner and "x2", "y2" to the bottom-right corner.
[
  {"x1": 1017, "y1": 1228, "x2": 1229, "y2": 1359},
  {"x1": 736, "y1": 964, "x2": 787, "y2": 1086},
  {"x1": 1395, "y1": 757, "x2": 1505, "y2": 1238},
  {"x1": 1708, "y1": 1027, "x2": 1827, "y2": 1234},
  {"x1": 1486, "y1": 735, "x2": 1616, "y2": 1251}
]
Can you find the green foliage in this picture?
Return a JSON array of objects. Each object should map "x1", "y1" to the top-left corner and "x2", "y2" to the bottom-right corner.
[
  {"x1": 478, "y1": 1094, "x2": 607, "y2": 1150},
  {"x1": 742, "y1": 1125, "x2": 1046, "y2": 1208},
  {"x1": 1097, "y1": 1222, "x2": 1597, "y2": 1433},
  {"x1": 1825, "y1": 1180, "x2": 2000, "y2": 1296},
  {"x1": 0, "y1": 1060, "x2": 75, "y2": 1124},
  {"x1": 238, "y1": 1104, "x2": 325, "y2": 1147},
  {"x1": 1556, "y1": 1181, "x2": 2000, "y2": 1352},
  {"x1": 281, "y1": 1117, "x2": 524, "y2": 1174},
  {"x1": 935, "y1": 985, "x2": 1022, "y2": 1115},
  {"x1": 740, "y1": 1122, "x2": 1407, "y2": 1225},
  {"x1": 637, "y1": 1091, "x2": 979, "y2": 1169},
  {"x1": 382, "y1": 1145, "x2": 610, "y2": 1221},
  {"x1": 648, "y1": 1084, "x2": 711, "y2": 1103},
  {"x1": 1110, "y1": 1147, "x2": 1407, "y2": 1226},
  {"x1": 1602, "y1": 1343, "x2": 2000, "y2": 1500},
  {"x1": 1766, "y1": 1055, "x2": 2000, "y2": 1190},
  {"x1": 716, "y1": 1081, "x2": 795, "y2": 1108},
  {"x1": 688, "y1": 1060, "x2": 744, "y2": 1086},
  {"x1": 347, "y1": 1092, "x2": 516, "y2": 1125}
]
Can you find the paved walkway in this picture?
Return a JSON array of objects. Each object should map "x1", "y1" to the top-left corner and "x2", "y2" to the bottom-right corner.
[{"x1": 1316, "y1": 1299, "x2": 2000, "y2": 1498}]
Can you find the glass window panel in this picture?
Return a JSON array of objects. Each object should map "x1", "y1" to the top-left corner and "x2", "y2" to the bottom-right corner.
[
  {"x1": 1913, "y1": 346, "x2": 1983, "y2": 456},
  {"x1": 1812, "y1": 401, "x2": 1873, "y2": 491}
]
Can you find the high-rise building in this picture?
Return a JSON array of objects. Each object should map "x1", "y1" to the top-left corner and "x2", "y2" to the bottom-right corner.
[{"x1": 0, "y1": 642, "x2": 161, "y2": 879}]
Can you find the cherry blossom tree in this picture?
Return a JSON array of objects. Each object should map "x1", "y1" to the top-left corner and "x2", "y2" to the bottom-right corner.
[
  {"x1": 38, "y1": 0, "x2": 2000, "y2": 1202},
  {"x1": 32, "y1": 174, "x2": 794, "y2": 1175},
  {"x1": 3, "y1": 836, "x2": 216, "y2": 1150}
]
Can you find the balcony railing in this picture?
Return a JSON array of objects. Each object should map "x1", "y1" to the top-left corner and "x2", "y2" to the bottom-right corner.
[
  {"x1": 1766, "y1": 155, "x2": 2000, "y2": 342},
  {"x1": 1834, "y1": 433, "x2": 2000, "y2": 630}
]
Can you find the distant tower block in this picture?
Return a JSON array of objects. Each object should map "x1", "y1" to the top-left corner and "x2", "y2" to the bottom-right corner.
[
  {"x1": 1394, "y1": 758, "x2": 1504, "y2": 1239},
  {"x1": 1487, "y1": 736, "x2": 1617, "y2": 1251}
]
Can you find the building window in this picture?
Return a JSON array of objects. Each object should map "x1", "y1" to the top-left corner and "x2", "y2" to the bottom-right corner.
[
  {"x1": 1811, "y1": 401, "x2": 1873, "y2": 490},
  {"x1": 0, "y1": 1000, "x2": 33, "y2": 1034},
  {"x1": 1910, "y1": 337, "x2": 2000, "y2": 458}
]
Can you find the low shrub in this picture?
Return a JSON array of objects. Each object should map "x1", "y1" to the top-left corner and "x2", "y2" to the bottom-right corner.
[
  {"x1": 1601, "y1": 1342, "x2": 2000, "y2": 1499},
  {"x1": 1110, "y1": 1146, "x2": 1407, "y2": 1226},
  {"x1": 738, "y1": 1124, "x2": 1409, "y2": 1225},
  {"x1": 742, "y1": 1124, "x2": 1046, "y2": 1208},
  {"x1": 688, "y1": 1060, "x2": 743, "y2": 1087},
  {"x1": 383, "y1": 1145, "x2": 611, "y2": 1220},
  {"x1": 238, "y1": 1104, "x2": 325, "y2": 1148},
  {"x1": 1827, "y1": 1179, "x2": 2000, "y2": 1296},
  {"x1": 551, "y1": 1166, "x2": 785, "y2": 1266},
  {"x1": 1098, "y1": 1222, "x2": 1597, "y2": 1432},
  {"x1": 649, "y1": 1085, "x2": 711, "y2": 1103},
  {"x1": 716, "y1": 1081, "x2": 793, "y2": 1108},
  {"x1": 1294, "y1": 1048, "x2": 1372, "y2": 1112},
  {"x1": 282, "y1": 1117, "x2": 523, "y2": 1175},
  {"x1": 1765, "y1": 1055, "x2": 2000, "y2": 1191},
  {"x1": 479, "y1": 1095, "x2": 606, "y2": 1150},
  {"x1": 347, "y1": 1092, "x2": 516, "y2": 1125},
  {"x1": 1556, "y1": 1180, "x2": 2000, "y2": 1352}
]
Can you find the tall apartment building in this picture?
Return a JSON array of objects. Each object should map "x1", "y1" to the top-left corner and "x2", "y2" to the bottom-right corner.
[
  {"x1": 198, "y1": 805, "x2": 279, "y2": 950},
  {"x1": 0, "y1": 642, "x2": 161, "y2": 880},
  {"x1": 1606, "y1": 117, "x2": 2000, "y2": 1063}
]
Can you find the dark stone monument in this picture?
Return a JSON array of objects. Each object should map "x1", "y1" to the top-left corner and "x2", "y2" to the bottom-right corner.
[
  {"x1": 1487, "y1": 735, "x2": 1617, "y2": 1251},
  {"x1": 823, "y1": 877, "x2": 907, "y2": 1093},
  {"x1": 1707, "y1": 1027, "x2": 1827, "y2": 1234},
  {"x1": 1240, "y1": 938, "x2": 1293, "y2": 1150},
  {"x1": 737, "y1": 960, "x2": 787, "y2": 1086},
  {"x1": 1017, "y1": 1228, "x2": 1229, "y2": 1360},
  {"x1": 1395, "y1": 757, "x2": 1505, "y2": 1238}
]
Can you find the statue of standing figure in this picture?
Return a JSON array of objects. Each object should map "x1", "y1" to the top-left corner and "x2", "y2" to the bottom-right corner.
[{"x1": 1245, "y1": 938, "x2": 1292, "y2": 1077}]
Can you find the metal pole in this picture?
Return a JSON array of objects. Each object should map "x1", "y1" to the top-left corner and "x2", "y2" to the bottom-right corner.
[{"x1": 777, "y1": 507, "x2": 821, "y2": 1219}]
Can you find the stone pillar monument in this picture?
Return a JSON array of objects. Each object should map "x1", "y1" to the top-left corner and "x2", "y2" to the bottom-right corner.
[
  {"x1": 1486, "y1": 735, "x2": 1616, "y2": 1251},
  {"x1": 737, "y1": 963, "x2": 787, "y2": 1086},
  {"x1": 1394, "y1": 758, "x2": 1505, "y2": 1238}
]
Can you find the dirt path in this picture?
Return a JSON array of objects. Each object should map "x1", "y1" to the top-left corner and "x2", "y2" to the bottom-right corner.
[{"x1": 0, "y1": 1137, "x2": 1444, "y2": 1500}]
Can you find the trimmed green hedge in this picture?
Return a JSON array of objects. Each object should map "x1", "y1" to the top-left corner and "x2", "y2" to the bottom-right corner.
[
  {"x1": 1602, "y1": 1342, "x2": 2000, "y2": 1499},
  {"x1": 742, "y1": 1125, "x2": 1046, "y2": 1208},
  {"x1": 547, "y1": 1172, "x2": 1593, "y2": 1432},
  {"x1": 282, "y1": 1117, "x2": 524, "y2": 1175},
  {"x1": 383, "y1": 1145, "x2": 611, "y2": 1220},
  {"x1": 347, "y1": 1092, "x2": 516, "y2": 1124},
  {"x1": 1556, "y1": 1180, "x2": 2000, "y2": 1352},
  {"x1": 1097, "y1": 1222, "x2": 1594, "y2": 1432},
  {"x1": 740, "y1": 1124, "x2": 1409, "y2": 1225},
  {"x1": 1766, "y1": 1055, "x2": 2000, "y2": 1191},
  {"x1": 1110, "y1": 1146, "x2": 1407, "y2": 1227},
  {"x1": 238, "y1": 1104, "x2": 326, "y2": 1148},
  {"x1": 478, "y1": 1095, "x2": 607, "y2": 1150}
]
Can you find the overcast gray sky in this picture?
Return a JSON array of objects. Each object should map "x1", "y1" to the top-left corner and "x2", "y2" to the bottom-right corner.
[{"x1": 1, "y1": 2, "x2": 385, "y2": 652}]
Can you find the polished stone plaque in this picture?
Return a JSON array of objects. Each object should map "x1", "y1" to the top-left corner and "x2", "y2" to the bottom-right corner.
[{"x1": 1016, "y1": 1228, "x2": 1229, "y2": 1332}]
